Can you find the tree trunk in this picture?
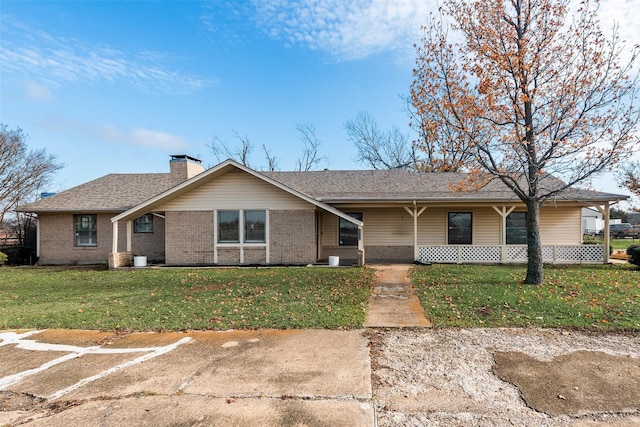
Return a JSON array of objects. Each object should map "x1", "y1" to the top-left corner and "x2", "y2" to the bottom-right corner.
[{"x1": 525, "y1": 201, "x2": 544, "y2": 284}]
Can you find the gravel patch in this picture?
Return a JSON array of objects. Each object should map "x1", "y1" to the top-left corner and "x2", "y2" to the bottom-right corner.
[{"x1": 370, "y1": 328, "x2": 640, "y2": 426}]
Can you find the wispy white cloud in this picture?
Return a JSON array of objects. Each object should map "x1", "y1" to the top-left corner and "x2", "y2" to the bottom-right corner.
[
  {"x1": 97, "y1": 125, "x2": 188, "y2": 151},
  {"x1": 0, "y1": 20, "x2": 215, "y2": 94},
  {"x1": 202, "y1": 0, "x2": 435, "y2": 61},
  {"x1": 202, "y1": 0, "x2": 639, "y2": 64},
  {"x1": 25, "y1": 81, "x2": 54, "y2": 100},
  {"x1": 39, "y1": 116, "x2": 187, "y2": 152}
]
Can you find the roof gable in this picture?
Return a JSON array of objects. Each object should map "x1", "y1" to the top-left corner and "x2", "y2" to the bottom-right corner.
[{"x1": 112, "y1": 160, "x2": 364, "y2": 226}]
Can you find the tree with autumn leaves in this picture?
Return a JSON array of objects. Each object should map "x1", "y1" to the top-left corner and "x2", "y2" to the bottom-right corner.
[{"x1": 411, "y1": 0, "x2": 640, "y2": 284}]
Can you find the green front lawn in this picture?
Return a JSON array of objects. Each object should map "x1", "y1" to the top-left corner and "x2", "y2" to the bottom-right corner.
[
  {"x1": 0, "y1": 267, "x2": 374, "y2": 331},
  {"x1": 412, "y1": 264, "x2": 640, "y2": 330}
]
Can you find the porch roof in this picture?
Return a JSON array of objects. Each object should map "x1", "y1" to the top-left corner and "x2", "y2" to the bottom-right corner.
[{"x1": 263, "y1": 170, "x2": 628, "y2": 204}]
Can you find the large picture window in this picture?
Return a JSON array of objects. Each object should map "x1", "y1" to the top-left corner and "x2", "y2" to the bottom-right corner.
[
  {"x1": 134, "y1": 214, "x2": 153, "y2": 233},
  {"x1": 448, "y1": 212, "x2": 472, "y2": 245},
  {"x1": 506, "y1": 212, "x2": 527, "y2": 244},
  {"x1": 244, "y1": 210, "x2": 266, "y2": 243},
  {"x1": 74, "y1": 214, "x2": 97, "y2": 247},
  {"x1": 339, "y1": 213, "x2": 362, "y2": 246},
  {"x1": 218, "y1": 210, "x2": 240, "y2": 243},
  {"x1": 218, "y1": 210, "x2": 266, "y2": 244}
]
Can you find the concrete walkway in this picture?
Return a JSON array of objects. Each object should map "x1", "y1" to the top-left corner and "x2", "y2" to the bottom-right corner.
[{"x1": 364, "y1": 264, "x2": 431, "y2": 328}]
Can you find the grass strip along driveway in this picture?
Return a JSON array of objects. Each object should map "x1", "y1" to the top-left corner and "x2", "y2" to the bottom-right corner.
[
  {"x1": 0, "y1": 267, "x2": 374, "y2": 331},
  {"x1": 2, "y1": 264, "x2": 638, "y2": 332},
  {"x1": 412, "y1": 264, "x2": 640, "y2": 331}
]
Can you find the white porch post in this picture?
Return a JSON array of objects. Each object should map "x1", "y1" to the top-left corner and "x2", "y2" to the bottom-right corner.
[
  {"x1": 404, "y1": 202, "x2": 427, "y2": 261},
  {"x1": 126, "y1": 220, "x2": 132, "y2": 253},
  {"x1": 492, "y1": 206, "x2": 516, "y2": 263},
  {"x1": 112, "y1": 221, "x2": 118, "y2": 254},
  {"x1": 595, "y1": 202, "x2": 611, "y2": 264},
  {"x1": 358, "y1": 225, "x2": 364, "y2": 266}
]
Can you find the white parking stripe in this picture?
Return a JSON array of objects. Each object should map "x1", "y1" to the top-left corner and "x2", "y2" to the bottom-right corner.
[
  {"x1": 0, "y1": 330, "x2": 45, "y2": 347},
  {"x1": 0, "y1": 330, "x2": 192, "y2": 399},
  {"x1": 0, "y1": 345, "x2": 100, "y2": 390},
  {"x1": 48, "y1": 337, "x2": 192, "y2": 400}
]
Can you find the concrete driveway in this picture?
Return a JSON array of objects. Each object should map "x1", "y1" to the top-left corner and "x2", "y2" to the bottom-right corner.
[{"x1": 1, "y1": 329, "x2": 373, "y2": 426}]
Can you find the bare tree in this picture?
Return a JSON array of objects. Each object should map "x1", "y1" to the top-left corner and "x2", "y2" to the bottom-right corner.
[
  {"x1": 345, "y1": 111, "x2": 422, "y2": 170},
  {"x1": 209, "y1": 131, "x2": 254, "y2": 167},
  {"x1": 0, "y1": 124, "x2": 63, "y2": 223},
  {"x1": 295, "y1": 123, "x2": 326, "y2": 171},
  {"x1": 412, "y1": 0, "x2": 640, "y2": 284},
  {"x1": 262, "y1": 144, "x2": 280, "y2": 172}
]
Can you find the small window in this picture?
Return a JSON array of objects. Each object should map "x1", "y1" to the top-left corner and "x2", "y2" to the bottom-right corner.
[
  {"x1": 448, "y1": 212, "x2": 472, "y2": 244},
  {"x1": 339, "y1": 213, "x2": 362, "y2": 246},
  {"x1": 218, "y1": 210, "x2": 240, "y2": 243},
  {"x1": 74, "y1": 214, "x2": 97, "y2": 247},
  {"x1": 506, "y1": 212, "x2": 527, "y2": 244},
  {"x1": 134, "y1": 214, "x2": 153, "y2": 233},
  {"x1": 244, "y1": 210, "x2": 266, "y2": 243}
]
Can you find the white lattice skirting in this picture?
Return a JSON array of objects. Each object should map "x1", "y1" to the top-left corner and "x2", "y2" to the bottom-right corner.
[{"x1": 418, "y1": 245, "x2": 604, "y2": 264}]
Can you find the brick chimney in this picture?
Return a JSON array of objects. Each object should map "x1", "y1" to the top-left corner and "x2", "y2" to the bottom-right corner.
[{"x1": 170, "y1": 155, "x2": 205, "y2": 185}]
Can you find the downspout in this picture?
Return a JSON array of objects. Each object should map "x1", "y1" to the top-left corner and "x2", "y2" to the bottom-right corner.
[{"x1": 35, "y1": 216, "x2": 40, "y2": 259}]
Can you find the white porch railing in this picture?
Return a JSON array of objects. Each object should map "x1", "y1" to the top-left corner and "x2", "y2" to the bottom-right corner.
[{"x1": 417, "y1": 245, "x2": 605, "y2": 264}]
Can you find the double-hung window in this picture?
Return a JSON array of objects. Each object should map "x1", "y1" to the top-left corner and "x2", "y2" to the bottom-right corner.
[
  {"x1": 448, "y1": 212, "x2": 472, "y2": 245},
  {"x1": 218, "y1": 210, "x2": 266, "y2": 244},
  {"x1": 134, "y1": 214, "x2": 153, "y2": 233},
  {"x1": 506, "y1": 212, "x2": 527, "y2": 244},
  {"x1": 339, "y1": 213, "x2": 362, "y2": 246},
  {"x1": 74, "y1": 214, "x2": 97, "y2": 247}
]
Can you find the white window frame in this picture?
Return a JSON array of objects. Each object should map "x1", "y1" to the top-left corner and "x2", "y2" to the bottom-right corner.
[{"x1": 214, "y1": 209, "x2": 269, "y2": 264}]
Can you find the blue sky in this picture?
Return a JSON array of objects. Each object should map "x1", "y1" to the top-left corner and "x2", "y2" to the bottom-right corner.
[{"x1": 1, "y1": 0, "x2": 639, "y2": 201}]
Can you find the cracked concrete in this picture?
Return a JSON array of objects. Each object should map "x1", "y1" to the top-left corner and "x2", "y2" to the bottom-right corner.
[
  {"x1": 364, "y1": 264, "x2": 431, "y2": 328},
  {"x1": 0, "y1": 329, "x2": 373, "y2": 426}
]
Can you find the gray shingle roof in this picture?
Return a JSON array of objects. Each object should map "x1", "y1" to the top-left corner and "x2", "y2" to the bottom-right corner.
[
  {"x1": 263, "y1": 169, "x2": 626, "y2": 203},
  {"x1": 18, "y1": 173, "x2": 175, "y2": 212},
  {"x1": 19, "y1": 167, "x2": 627, "y2": 213}
]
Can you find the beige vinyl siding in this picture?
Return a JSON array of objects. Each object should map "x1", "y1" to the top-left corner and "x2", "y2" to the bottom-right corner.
[
  {"x1": 540, "y1": 205, "x2": 582, "y2": 245},
  {"x1": 474, "y1": 207, "x2": 501, "y2": 245},
  {"x1": 418, "y1": 208, "x2": 446, "y2": 245},
  {"x1": 321, "y1": 208, "x2": 413, "y2": 246},
  {"x1": 321, "y1": 204, "x2": 583, "y2": 248},
  {"x1": 322, "y1": 214, "x2": 338, "y2": 246},
  {"x1": 416, "y1": 207, "x2": 500, "y2": 246},
  {"x1": 158, "y1": 170, "x2": 313, "y2": 211},
  {"x1": 360, "y1": 208, "x2": 413, "y2": 245}
]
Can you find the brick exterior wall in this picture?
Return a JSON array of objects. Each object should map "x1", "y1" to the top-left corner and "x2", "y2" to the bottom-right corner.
[
  {"x1": 217, "y1": 247, "x2": 241, "y2": 264},
  {"x1": 38, "y1": 214, "x2": 114, "y2": 265},
  {"x1": 269, "y1": 210, "x2": 316, "y2": 264},
  {"x1": 321, "y1": 245, "x2": 413, "y2": 264},
  {"x1": 38, "y1": 213, "x2": 166, "y2": 265},
  {"x1": 364, "y1": 245, "x2": 413, "y2": 262},
  {"x1": 131, "y1": 216, "x2": 165, "y2": 262},
  {"x1": 165, "y1": 211, "x2": 214, "y2": 265},
  {"x1": 244, "y1": 247, "x2": 267, "y2": 264}
]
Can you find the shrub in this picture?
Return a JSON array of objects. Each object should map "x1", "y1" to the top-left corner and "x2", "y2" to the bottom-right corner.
[
  {"x1": 0, "y1": 251, "x2": 7, "y2": 266},
  {"x1": 626, "y1": 245, "x2": 640, "y2": 267}
]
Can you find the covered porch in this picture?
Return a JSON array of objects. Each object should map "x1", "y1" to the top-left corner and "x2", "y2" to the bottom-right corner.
[{"x1": 403, "y1": 201, "x2": 614, "y2": 265}]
